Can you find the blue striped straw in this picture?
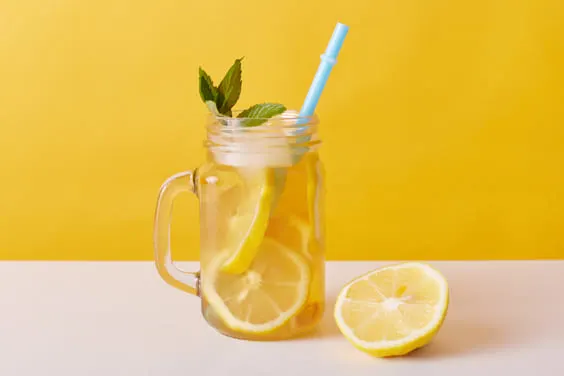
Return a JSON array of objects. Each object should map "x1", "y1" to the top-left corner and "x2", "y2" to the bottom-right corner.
[{"x1": 299, "y1": 22, "x2": 349, "y2": 122}]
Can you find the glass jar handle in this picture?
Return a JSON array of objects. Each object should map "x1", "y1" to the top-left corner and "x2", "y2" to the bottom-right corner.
[{"x1": 153, "y1": 171, "x2": 200, "y2": 296}]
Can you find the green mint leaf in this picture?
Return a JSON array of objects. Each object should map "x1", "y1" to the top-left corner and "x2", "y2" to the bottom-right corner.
[
  {"x1": 237, "y1": 103, "x2": 286, "y2": 127},
  {"x1": 199, "y1": 67, "x2": 218, "y2": 103},
  {"x1": 216, "y1": 58, "x2": 243, "y2": 115}
]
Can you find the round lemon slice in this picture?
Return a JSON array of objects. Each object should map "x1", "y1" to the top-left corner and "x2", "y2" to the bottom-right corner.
[
  {"x1": 202, "y1": 238, "x2": 310, "y2": 334},
  {"x1": 220, "y1": 168, "x2": 275, "y2": 274},
  {"x1": 334, "y1": 262, "x2": 449, "y2": 357}
]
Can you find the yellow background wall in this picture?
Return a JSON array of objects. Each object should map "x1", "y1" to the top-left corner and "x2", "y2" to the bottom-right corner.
[{"x1": 1, "y1": 0, "x2": 563, "y2": 260}]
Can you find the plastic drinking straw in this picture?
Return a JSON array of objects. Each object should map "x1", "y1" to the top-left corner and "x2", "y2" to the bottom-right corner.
[
  {"x1": 275, "y1": 22, "x2": 349, "y2": 192},
  {"x1": 289, "y1": 20, "x2": 348, "y2": 165},
  {"x1": 298, "y1": 22, "x2": 349, "y2": 123}
]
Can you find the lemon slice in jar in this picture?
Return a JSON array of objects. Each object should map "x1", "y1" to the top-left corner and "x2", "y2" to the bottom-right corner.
[
  {"x1": 202, "y1": 238, "x2": 310, "y2": 334},
  {"x1": 219, "y1": 168, "x2": 276, "y2": 274},
  {"x1": 265, "y1": 215, "x2": 312, "y2": 260}
]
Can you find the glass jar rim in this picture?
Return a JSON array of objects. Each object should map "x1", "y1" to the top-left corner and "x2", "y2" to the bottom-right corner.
[{"x1": 204, "y1": 109, "x2": 321, "y2": 162}]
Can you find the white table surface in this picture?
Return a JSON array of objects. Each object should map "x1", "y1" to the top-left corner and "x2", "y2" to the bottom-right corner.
[{"x1": 1, "y1": 261, "x2": 563, "y2": 375}]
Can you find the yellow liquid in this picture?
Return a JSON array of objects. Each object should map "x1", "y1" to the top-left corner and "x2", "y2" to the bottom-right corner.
[{"x1": 196, "y1": 152, "x2": 325, "y2": 340}]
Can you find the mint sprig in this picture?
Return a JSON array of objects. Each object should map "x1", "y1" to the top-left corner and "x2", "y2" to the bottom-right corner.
[{"x1": 199, "y1": 59, "x2": 286, "y2": 126}]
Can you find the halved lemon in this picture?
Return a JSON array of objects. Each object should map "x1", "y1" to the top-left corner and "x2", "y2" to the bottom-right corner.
[
  {"x1": 220, "y1": 168, "x2": 276, "y2": 274},
  {"x1": 202, "y1": 238, "x2": 310, "y2": 334},
  {"x1": 334, "y1": 262, "x2": 449, "y2": 357}
]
